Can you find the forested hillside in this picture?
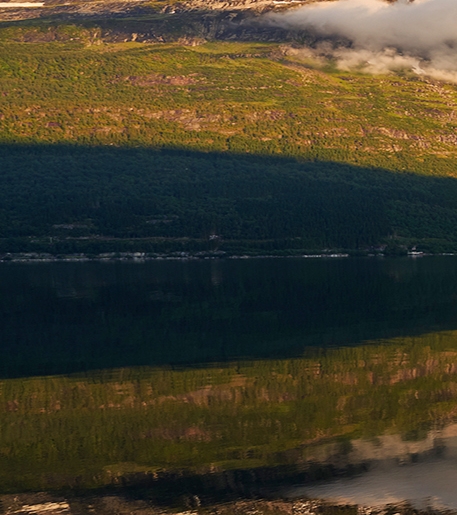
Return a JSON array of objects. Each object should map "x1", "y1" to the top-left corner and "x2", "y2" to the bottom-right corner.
[{"x1": 1, "y1": 21, "x2": 457, "y2": 254}]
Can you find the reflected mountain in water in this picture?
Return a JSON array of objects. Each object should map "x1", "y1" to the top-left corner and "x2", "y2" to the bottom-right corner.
[
  {"x1": 3, "y1": 258, "x2": 457, "y2": 504},
  {"x1": 294, "y1": 460, "x2": 457, "y2": 510},
  {"x1": 3, "y1": 328, "x2": 457, "y2": 499},
  {"x1": 2, "y1": 257, "x2": 457, "y2": 378},
  {"x1": 291, "y1": 424, "x2": 457, "y2": 509}
]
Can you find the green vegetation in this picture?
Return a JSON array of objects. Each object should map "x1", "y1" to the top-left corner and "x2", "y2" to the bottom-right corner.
[
  {"x1": 3, "y1": 19, "x2": 457, "y2": 502},
  {"x1": 0, "y1": 24, "x2": 457, "y2": 252},
  {"x1": 1, "y1": 256, "x2": 456, "y2": 495},
  {"x1": 1, "y1": 330, "x2": 457, "y2": 493}
]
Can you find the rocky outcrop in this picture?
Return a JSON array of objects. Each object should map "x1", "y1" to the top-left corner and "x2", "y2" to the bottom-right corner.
[{"x1": 0, "y1": 0, "x2": 336, "y2": 24}]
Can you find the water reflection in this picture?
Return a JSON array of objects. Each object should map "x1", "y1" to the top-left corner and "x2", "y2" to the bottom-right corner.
[
  {"x1": 2, "y1": 257, "x2": 457, "y2": 377},
  {"x1": 2, "y1": 329, "x2": 457, "y2": 497},
  {"x1": 290, "y1": 427, "x2": 457, "y2": 509},
  {"x1": 2, "y1": 257, "x2": 457, "y2": 502}
]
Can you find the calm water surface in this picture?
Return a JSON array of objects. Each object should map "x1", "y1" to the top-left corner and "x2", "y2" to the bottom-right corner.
[{"x1": 3, "y1": 256, "x2": 457, "y2": 507}]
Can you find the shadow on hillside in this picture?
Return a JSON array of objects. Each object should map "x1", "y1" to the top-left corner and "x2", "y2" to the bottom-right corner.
[
  {"x1": 2, "y1": 143, "x2": 457, "y2": 248},
  {"x1": 0, "y1": 144, "x2": 457, "y2": 377}
]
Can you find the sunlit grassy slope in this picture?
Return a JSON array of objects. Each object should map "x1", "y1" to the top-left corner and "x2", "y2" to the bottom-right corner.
[
  {"x1": 1, "y1": 24, "x2": 457, "y2": 252},
  {"x1": 2, "y1": 37, "x2": 456, "y2": 167}
]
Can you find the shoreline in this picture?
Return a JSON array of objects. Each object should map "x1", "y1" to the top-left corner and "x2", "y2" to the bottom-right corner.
[
  {"x1": 0, "y1": 250, "x2": 447, "y2": 264},
  {"x1": 0, "y1": 251, "x2": 351, "y2": 263},
  {"x1": 2, "y1": 494, "x2": 454, "y2": 515}
]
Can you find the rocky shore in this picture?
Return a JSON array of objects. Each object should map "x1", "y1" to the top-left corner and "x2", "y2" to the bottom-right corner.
[
  {"x1": 0, "y1": 250, "x2": 353, "y2": 263},
  {"x1": 1, "y1": 494, "x2": 450, "y2": 515}
]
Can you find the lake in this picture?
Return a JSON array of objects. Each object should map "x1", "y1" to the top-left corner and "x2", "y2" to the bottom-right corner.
[{"x1": 3, "y1": 256, "x2": 457, "y2": 508}]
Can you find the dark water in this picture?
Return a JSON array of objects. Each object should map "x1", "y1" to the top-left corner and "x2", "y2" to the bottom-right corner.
[{"x1": 3, "y1": 256, "x2": 457, "y2": 507}]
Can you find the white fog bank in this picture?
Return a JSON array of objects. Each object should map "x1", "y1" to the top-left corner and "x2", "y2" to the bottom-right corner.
[{"x1": 266, "y1": 0, "x2": 457, "y2": 81}]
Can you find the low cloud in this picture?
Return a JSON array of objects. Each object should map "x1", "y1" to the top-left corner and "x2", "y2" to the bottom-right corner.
[{"x1": 266, "y1": 0, "x2": 457, "y2": 81}]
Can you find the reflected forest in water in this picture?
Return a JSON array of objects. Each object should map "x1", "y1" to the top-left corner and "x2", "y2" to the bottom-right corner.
[{"x1": 3, "y1": 257, "x2": 457, "y2": 500}]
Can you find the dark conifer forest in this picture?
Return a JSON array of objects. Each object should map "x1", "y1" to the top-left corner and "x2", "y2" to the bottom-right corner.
[{"x1": 0, "y1": 24, "x2": 457, "y2": 254}]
